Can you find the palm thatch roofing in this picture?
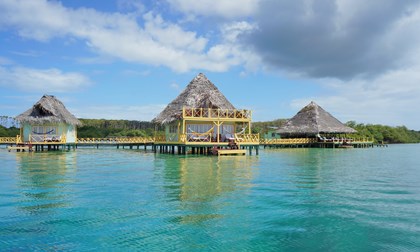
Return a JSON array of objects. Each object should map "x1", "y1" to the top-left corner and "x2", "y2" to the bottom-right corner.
[
  {"x1": 276, "y1": 101, "x2": 356, "y2": 135},
  {"x1": 152, "y1": 73, "x2": 236, "y2": 124},
  {"x1": 15, "y1": 95, "x2": 82, "y2": 126}
]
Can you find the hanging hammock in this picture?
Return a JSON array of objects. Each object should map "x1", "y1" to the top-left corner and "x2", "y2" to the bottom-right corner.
[
  {"x1": 32, "y1": 129, "x2": 55, "y2": 135},
  {"x1": 236, "y1": 126, "x2": 247, "y2": 135},
  {"x1": 187, "y1": 126, "x2": 214, "y2": 141}
]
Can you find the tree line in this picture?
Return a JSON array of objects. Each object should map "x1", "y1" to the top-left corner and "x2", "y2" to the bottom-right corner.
[
  {"x1": 0, "y1": 116, "x2": 19, "y2": 137},
  {"x1": 77, "y1": 119, "x2": 158, "y2": 138},
  {"x1": 0, "y1": 125, "x2": 19, "y2": 137},
  {"x1": 345, "y1": 121, "x2": 420, "y2": 144},
  {"x1": 251, "y1": 119, "x2": 287, "y2": 135}
]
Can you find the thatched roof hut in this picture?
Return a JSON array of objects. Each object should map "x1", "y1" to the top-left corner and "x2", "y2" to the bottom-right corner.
[
  {"x1": 16, "y1": 95, "x2": 82, "y2": 126},
  {"x1": 276, "y1": 101, "x2": 356, "y2": 135},
  {"x1": 152, "y1": 73, "x2": 235, "y2": 124}
]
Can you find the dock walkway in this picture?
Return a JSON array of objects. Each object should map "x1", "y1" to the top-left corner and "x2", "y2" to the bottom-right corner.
[
  {"x1": 1, "y1": 136, "x2": 376, "y2": 154},
  {"x1": 262, "y1": 137, "x2": 374, "y2": 148}
]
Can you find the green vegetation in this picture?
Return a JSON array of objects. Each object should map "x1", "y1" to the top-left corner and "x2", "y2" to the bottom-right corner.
[
  {"x1": 77, "y1": 119, "x2": 158, "y2": 138},
  {"x1": 251, "y1": 119, "x2": 287, "y2": 134},
  {"x1": 0, "y1": 125, "x2": 19, "y2": 137},
  {"x1": 0, "y1": 116, "x2": 20, "y2": 137},
  {"x1": 345, "y1": 121, "x2": 420, "y2": 144}
]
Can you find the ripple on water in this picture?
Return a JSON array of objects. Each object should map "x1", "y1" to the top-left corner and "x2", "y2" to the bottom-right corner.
[{"x1": 0, "y1": 146, "x2": 420, "y2": 251}]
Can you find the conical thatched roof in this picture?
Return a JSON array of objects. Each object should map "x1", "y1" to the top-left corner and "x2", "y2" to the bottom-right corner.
[
  {"x1": 15, "y1": 95, "x2": 82, "y2": 126},
  {"x1": 276, "y1": 101, "x2": 356, "y2": 135},
  {"x1": 152, "y1": 73, "x2": 235, "y2": 124}
]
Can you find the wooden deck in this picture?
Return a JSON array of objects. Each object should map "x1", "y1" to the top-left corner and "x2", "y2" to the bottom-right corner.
[
  {"x1": 182, "y1": 108, "x2": 252, "y2": 122},
  {"x1": 217, "y1": 149, "x2": 246, "y2": 156}
]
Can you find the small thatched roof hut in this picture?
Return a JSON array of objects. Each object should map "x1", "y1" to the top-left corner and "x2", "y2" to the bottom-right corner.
[
  {"x1": 276, "y1": 101, "x2": 356, "y2": 135},
  {"x1": 16, "y1": 95, "x2": 81, "y2": 126},
  {"x1": 152, "y1": 73, "x2": 235, "y2": 124}
]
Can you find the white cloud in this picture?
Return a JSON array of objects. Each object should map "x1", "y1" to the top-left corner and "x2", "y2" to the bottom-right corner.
[
  {"x1": 0, "y1": 0, "x2": 70, "y2": 41},
  {"x1": 0, "y1": 66, "x2": 91, "y2": 93},
  {"x1": 221, "y1": 21, "x2": 257, "y2": 43},
  {"x1": 0, "y1": 56, "x2": 13, "y2": 65},
  {"x1": 219, "y1": 21, "x2": 261, "y2": 72},
  {"x1": 167, "y1": 0, "x2": 260, "y2": 18},
  {"x1": 143, "y1": 12, "x2": 207, "y2": 52},
  {"x1": 72, "y1": 104, "x2": 166, "y2": 121},
  {"x1": 11, "y1": 50, "x2": 44, "y2": 57},
  {"x1": 170, "y1": 82, "x2": 180, "y2": 90},
  {"x1": 0, "y1": 0, "x2": 252, "y2": 73}
]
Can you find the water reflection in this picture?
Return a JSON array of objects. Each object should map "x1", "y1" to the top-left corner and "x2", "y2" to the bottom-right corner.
[
  {"x1": 15, "y1": 152, "x2": 77, "y2": 214},
  {"x1": 160, "y1": 156, "x2": 257, "y2": 224},
  {"x1": 265, "y1": 148, "x2": 337, "y2": 190}
]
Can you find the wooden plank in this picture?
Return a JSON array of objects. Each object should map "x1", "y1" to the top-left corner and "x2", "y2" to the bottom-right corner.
[
  {"x1": 7, "y1": 146, "x2": 30, "y2": 152},
  {"x1": 218, "y1": 149, "x2": 246, "y2": 156}
]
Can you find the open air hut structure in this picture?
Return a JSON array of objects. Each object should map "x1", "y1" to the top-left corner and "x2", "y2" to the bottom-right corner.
[
  {"x1": 152, "y1": 73, "x2": 259, "y2": 153},
  {"x1": 15, "y1": 95, "x2": 81, "y2": 148},
  {"x1": 275, "y1": 101, "x2": 357, "y2": 142}
]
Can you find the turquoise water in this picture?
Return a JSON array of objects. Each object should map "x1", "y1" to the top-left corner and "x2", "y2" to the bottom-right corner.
[{"x1": 1, "y1": 145, "x2": 420, "y2": 251}]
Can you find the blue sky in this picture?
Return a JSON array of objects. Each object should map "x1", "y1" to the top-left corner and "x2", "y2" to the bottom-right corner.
[{"x1": 1, "y1": 0, "x2": 420, "y2": 130}]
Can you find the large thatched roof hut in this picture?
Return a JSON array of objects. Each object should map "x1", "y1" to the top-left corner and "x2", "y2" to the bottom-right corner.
[
  {"x1": 276, "y1": 101, "x2": 356, "y2": 136},
  {"x1": 152, "y1": 73, "x2": 235, "y2": 125},
  {"x1": 16, "y1": 95, "x2": 81, "y2": 144},
  {"x1": 152, "y1": 73, "x2": 257, "y2": 146}
]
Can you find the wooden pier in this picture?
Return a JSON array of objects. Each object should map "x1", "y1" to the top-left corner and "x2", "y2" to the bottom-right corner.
[
  {"x1": 76, "y1": 137, "x2": 155, "y2": 150},
  {"x1": 1, "y1": 135, "x2": 375, "y2": 154},
  {"x1": 262, "y1": 137, "x2": 375, "y2": 149}
]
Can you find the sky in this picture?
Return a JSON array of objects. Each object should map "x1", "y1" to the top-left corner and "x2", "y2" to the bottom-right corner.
[{"x1": 1, "y1": 0, "x2": 420, "y2": 130}]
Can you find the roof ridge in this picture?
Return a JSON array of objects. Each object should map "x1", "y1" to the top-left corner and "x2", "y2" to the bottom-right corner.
[{"x1": 312, "y1": 102, "x2": 321, "y2": 133}]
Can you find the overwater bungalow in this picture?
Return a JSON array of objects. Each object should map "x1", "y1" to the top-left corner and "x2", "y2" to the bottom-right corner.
[
  {"x1": 265, "y1": 101, "x2": 372, "y2": 148},
  {"x1": 15, "y1": 95, "x2": 81, "y2": 151},
  {"x1": 152, "y1": 73, "x2": 259, "y2": 155},
  {"x1": 276, "y1": 101, "x2": 357, "y2": 137}
]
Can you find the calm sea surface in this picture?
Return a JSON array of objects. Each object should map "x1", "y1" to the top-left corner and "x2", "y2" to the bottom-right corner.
[{"x1": 1, "y1": 145, "x2": 419, "y2": 251}]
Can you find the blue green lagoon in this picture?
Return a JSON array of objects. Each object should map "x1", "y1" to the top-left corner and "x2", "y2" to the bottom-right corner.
[{"x1": 1, "y1": 145, "x2": 420, "y2": 251}]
